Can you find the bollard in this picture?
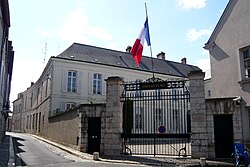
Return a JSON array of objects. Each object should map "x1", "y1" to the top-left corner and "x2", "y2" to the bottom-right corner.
[
  {"x1": 200, "y1": 157, "x2": 206, "y2": 167},
  {"x1": 93, "y1": 152, "x2": 99, "y2": 161}
]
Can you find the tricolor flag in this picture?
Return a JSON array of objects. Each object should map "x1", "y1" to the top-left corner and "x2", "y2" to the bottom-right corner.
[{"x1": 130, "y1": 18, "x2": 151, "y2": 66}]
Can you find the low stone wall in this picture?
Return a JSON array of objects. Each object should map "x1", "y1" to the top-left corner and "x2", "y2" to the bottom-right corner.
[
  {"x1": 47, "y1": 108, "x2": 79, "y2": 150},
  {"x1": 46, "y1": 103, "x2": 106, "y2": 152}
]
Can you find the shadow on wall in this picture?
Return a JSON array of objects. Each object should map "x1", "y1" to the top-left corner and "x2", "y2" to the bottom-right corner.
[{"x1": 210, "y1": 44, "x2": 230, "y2": 61}]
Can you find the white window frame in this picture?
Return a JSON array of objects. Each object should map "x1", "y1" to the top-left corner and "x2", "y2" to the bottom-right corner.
[
  {"x1": 155, "y1": 108, "x2": 163, "y2": 126},
  {"x1": 243, "y1": 48, "x2": 250, "y2": 79},
  {"x1": 67, "y1": 71, "x2": 77, "y2": 93},
  {"x1": 93, "y1": 73, "x2": 102, "y2": 95},
  {"x1": 135, "y1": 107, "x2": 143, "y2": 130}
]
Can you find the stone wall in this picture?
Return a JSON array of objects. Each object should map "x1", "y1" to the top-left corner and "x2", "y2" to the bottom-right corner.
[
  {"x1": 188, "y1": 71, "x2": 208, "y2": 158},
  {"x1": 205, "y1": 98, "x2": 243, "y2": 157},
  {"x1": 78, "y1": 104, "x2": 106, "y2": 152},
  {"x1": 47, "y1": 108, "x2": 79, "y2": 150},
  {"x1": 101, "y1": 76, "x2": 123, "y2": 155},
  {"x1": 45, "y1": 103, "x2": 106, "y2": 152}
]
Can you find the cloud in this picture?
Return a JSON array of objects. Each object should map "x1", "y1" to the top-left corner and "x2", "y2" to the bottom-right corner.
[
  {"x1": 10, "y1": 60, "x2": 45, "y2": 105},
  {"x1": 177, "y1": 0, "x2": 207, "y2": 10},
  {"x1": 186, "y1": 28, "x2": 211, "y2": 42},
  {"x1": 36, "y1": 29, "x2": 53, "y2": 38},
  {"x1": 194, "y1": 50, "x2": 211, "y2": 79},
  {"x1": 58, "y1": 8, "x2": 112, "y2": 43}
]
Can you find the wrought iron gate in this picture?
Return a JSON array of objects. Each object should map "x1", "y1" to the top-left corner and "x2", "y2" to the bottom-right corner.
[{"x1": 121, "y1": 77, "x2": 191, "y2": 156}]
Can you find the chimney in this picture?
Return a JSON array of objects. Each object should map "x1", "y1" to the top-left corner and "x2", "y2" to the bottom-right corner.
[
  {"x1": 181, "y1": 57, "x2": 187, "y2": 64},
  {"x1": 156, "y1": 51, "x2": 165, "y2": 60},
  {"x1": 126, "y1": 45, "x2": 132, "y2": 53},
  {"x1": 31, "y1": 82, "x2": 34, "y2": 86}
]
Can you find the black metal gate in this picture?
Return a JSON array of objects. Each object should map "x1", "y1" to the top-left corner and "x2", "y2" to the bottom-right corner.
[{"x1": 121, "y1": 77, "x2": 191, "y2": 156}]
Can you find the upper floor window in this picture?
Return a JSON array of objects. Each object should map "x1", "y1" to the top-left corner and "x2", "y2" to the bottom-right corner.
[
  {"x1": 93, "y1": 73, "x2": 102, "y2": 95},
  {"x1": 62, "y1": 70, "x2": 80, "y2": 93},
  {"x1": 243, "y1": 49, "x2": 250, "y2": 79},
  {"x1": 67, "y1": 71, "x2": 77, "y2": 92}
]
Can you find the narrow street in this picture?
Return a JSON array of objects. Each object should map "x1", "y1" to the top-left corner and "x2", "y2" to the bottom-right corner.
[{"x1": 10, "y1": 132, "x2": 147, "y2": 167}]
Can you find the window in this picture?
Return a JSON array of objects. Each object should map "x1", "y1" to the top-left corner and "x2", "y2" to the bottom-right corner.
[
  {"x1": 173, "y1": 109, "x2": 180, "y2": 131},
  {"x1": 135, "y1": 107, "x2": 143, "y2": 130},
  {"x1": 37, "y1": 88, "x2": 39, "y2": 105},
  {"x1": 67, "y1": 71, "x2": 77, "y2": 92},
  {"x1": 30, "y1": 93, "x2": 33, "y2": 107},
  {"x1": 135, "y1": 79, "x2": 142, "y2": 97},
  {"x1": 155, "y1": 89, "x2": 161, "y2": 99},
  {"x1": 65, "y1": 102, "x2": 76, "y2": 110},
  {"x1": 243, "y1": 48, "x2": 250, "y2": 79},
  {"x1": 241, "y1": 47, "x2": 250, "y2": 79},
  {"x1": 93, "y1": 73, "x2": 102, "y2": 95},
  {"x1": 155, "y1": 108, "x2": 163, "y2": 126}
]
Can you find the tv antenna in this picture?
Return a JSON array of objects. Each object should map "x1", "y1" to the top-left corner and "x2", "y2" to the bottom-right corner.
[{"x1": 43, "y1": 42, "x2": 47, "y2": 64}]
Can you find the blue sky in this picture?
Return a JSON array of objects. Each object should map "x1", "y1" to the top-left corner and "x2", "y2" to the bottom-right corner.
[{"x1": 8, "y1": 0, "x2": 229, "y2": 105}]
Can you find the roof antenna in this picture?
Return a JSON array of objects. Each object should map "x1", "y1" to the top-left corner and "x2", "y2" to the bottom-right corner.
[{"x1": 43, "y1": 42, "x2": 47, "y2": 64}]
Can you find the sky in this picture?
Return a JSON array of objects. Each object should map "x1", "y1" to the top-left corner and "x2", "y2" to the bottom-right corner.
[{"x1": 8, "y1": 0, "x2": 229, "y2": 108}]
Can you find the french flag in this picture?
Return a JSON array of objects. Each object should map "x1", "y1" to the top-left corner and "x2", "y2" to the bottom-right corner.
[{"x1": 130, "y1": 18, "x2": 151, "y2": 66}]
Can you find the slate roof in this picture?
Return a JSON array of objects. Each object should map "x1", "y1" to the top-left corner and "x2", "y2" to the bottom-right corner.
[{"x1": 56, "y1": 43, "x2": 200, "y2": 78}]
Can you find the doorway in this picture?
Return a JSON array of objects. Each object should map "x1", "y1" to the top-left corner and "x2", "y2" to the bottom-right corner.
[
  {"x1": 214, "y1": 114, "x2": 234, "y2": 158},
  {"x1": 88, "y1": 117, "x2": 101, "y2": 154}
]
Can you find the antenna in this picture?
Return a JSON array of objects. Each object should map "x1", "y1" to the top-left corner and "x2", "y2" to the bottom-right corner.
[{"x1": 43, "y1": 42, "x2": 47, "y2": 64}]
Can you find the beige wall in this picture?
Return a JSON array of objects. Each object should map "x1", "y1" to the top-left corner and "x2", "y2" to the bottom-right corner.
[{"x1": 47, "y1": 108, "x2": 79, "y2": 149}]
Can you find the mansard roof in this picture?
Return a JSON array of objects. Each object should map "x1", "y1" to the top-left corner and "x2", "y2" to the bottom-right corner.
[
  {"x1": 56, "y1": 43, "x2": 200, "y2": 78},
  {"x1": 204, "y1": 0, "x2": 237, "y2": 48}
]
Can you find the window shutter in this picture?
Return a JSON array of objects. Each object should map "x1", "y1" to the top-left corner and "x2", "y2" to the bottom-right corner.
[
  {"x1": 88, "y1": 72, "x2": 93, "y2": 95},
  {"x1": 77, "y1": 71, "x2": 81, "y2": 93},
  {"x1": 60, "y1": 101, "x2": 65, "y2": 112},
  {"x1": 61, "y1": 69, "x2": 67, "y2": 92},
  {"x1": 102, "y1": 74, "x2": 107, "y2": 95}
]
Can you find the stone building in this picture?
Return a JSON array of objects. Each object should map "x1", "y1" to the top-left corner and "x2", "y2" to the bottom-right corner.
[
  {"x1": 12, "y1": 43, "x2": 200, "y2": 155},
  {"x1": 0, "y1": 0, "x2": 14, "y2": 141},
  {"x1": 204, "y1": 0, "x2": 250, "y2": 158}
]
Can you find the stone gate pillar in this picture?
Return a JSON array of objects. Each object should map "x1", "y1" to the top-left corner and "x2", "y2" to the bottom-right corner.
[
  {"x1": 188, "y1": 70, "x2": 208, "y2": 158},
  {"x1": 101, "y1": 76, "x2": 124, "y2": 155}
]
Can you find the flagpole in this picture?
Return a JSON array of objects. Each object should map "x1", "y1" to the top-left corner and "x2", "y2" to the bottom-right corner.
[{"x1": 145, "y1": 3, "x2": 155, "y2": 78}]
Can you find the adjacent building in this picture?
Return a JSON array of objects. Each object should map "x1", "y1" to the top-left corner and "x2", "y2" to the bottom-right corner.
[
  {"x1": 0, "y1": 0, "x2": 14, "y2": 141},
  {"x1": 204, "y1": 0, "x2": 250, "y2": 157}
]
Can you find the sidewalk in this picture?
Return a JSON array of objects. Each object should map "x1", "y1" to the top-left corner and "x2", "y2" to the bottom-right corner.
[{"x1": 0, "y1": 133, "x2": 15, "y2": 167}]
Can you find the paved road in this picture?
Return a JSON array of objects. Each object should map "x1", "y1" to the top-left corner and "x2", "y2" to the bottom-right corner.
[{"x1": 10, "y1": 133, "x2": 148, "y2": 167}]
